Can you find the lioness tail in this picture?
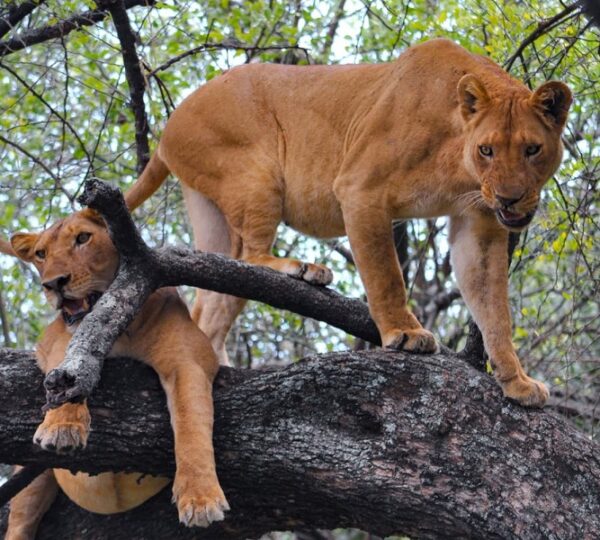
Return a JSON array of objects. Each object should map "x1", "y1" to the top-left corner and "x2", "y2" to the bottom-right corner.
[{"x1": 124, "y1": 151, "x2": 170, "y2": 211}]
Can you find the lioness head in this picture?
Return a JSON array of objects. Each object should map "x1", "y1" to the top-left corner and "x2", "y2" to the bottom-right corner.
[
  {"x1": 11, "y1": 209, "x2": 118, "y2": 326},
  {"x1": 458, "y1": 74, "x2": 572, "y2": 231}
]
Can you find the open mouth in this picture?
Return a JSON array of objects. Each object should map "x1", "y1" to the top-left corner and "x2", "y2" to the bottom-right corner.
[
  {"x1": 496, "y1": 208, "x2": 535, "y2": 229},
  {"x1": 60, "y1": 292, "x2": 102, "y2": 326}
]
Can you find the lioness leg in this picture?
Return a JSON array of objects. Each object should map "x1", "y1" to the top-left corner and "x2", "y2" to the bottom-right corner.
[
  {"x1": 449, "y1": 214, "x2": 548, "y2": 407},
  {"x1": 193, "y1": 289, "x2": 246, "y2": 366},
  {"x1": 184, "y1": 183, "x2": 331, "y2": 364},
  {"x1": 33, "y1": 338, "x2": 91, "y2": 453},
  {"x1": 339, "y1": 203, "x2": 438, "y2": 352},
  {"x1": 143, "y1": 302, "x2": 228, "y2": 527},
  {"x1": 219, "y1": 180, "x2": 333, "y2": 285},
  {"x1": 183, "y1": 187, "x2": 247, "y2": 365},
  {"x1": 5, "y1": 468, "x2": 58, "y2": 540}
]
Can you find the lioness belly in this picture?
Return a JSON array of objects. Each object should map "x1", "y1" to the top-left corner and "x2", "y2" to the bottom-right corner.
[
  {"x1": 282, "y1": 183, "x2": 345, "y2": 238},
  {"x1": 53, "y1": 469, "x2": 170, "y2": 514}
]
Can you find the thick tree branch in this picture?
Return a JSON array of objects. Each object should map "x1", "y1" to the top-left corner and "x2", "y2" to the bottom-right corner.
[
  {"x1": 581, "y1": 0, "x2": 600, "y2": 26},
  {"x1": 0, "y1": 0, "x2": 153, "y2": 58},
  {"x1": 1, "y1": 348, "x2": 599, "y2": 539},
  {"x1": 321, "y1": 0, "x2": 347, "y2": 60}
]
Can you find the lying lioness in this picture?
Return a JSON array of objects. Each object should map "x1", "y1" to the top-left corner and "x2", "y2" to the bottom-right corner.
[
  {"x1": 124, "y1": 38, "x2": 571, "y2": 407},
  {"x1": 5, "y1": 209, "x2": 229, "y2": 539}
]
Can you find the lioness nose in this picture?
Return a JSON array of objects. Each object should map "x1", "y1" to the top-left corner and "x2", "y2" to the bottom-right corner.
[
  {"x1": 496, "y1": 194, "x2": 523, "y2": 208},
  {"x1": 42, "y1": 274, "x2": 71, "y2": 292}
]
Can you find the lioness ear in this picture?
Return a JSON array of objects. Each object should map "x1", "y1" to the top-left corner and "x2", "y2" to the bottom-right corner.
[
  {"x1": 0, "y1": 237, "x2": 16, "y2": 257},
  {"x1": 457, "y1": 74, "x2": 490, "y2": 121},
  {"x1": 531, "y1": 81, "x2": 572, "y2": 130},
  {"x1": 79, "y1": 208, "x2": 106, "y2": 227},
  {"x1": 10, "y1": 233, "x2": 38, "y2": 262}
]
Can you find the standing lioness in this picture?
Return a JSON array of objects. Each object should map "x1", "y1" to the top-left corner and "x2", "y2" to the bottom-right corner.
[{"x1": 126, "y1": 38, "x2": 571, "y2": 407}]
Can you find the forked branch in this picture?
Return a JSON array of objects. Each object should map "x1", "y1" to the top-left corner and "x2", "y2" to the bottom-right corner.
[{"x1": 44, "y1": 179, "x2": 380, "y2": 409}]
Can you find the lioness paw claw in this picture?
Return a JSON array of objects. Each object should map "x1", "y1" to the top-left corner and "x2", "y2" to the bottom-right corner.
[
  {"x1": 501, "y1": 375, "x2": 548, "y2": 408},
  {"x1": 34, "y1": 421, "x2": 89, "y2": 453},
  {"x1": 176, "y1": 495, "x2": 229, "y2": 528},
  {"x1": 173, "y1": 477, "x2": 229, "y2": 528},
  {"x1": 385, "y1": 328, "x2": 439, "y2": 354}
]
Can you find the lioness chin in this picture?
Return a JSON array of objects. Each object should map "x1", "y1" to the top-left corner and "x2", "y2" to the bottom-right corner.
[
  {"x1": 126, "y1": 38, "x2": 571, "y2": 407},
  {"x1": 5, "y1": 209, "x2": 229, "y2": 540}
]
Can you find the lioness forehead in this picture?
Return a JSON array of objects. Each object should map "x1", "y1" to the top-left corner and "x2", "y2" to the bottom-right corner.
[
  {"x1": 37, "y1": 213, "x2": 104, "y2": 248},
  {"x1": 479, "y1": 100, "x2": 555, "y2": 139}
]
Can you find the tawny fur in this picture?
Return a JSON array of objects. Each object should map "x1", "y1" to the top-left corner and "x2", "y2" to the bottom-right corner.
[
  {"x1": 124, "y1": 38, "x2": 571, "y2": 407},
  {"x1": 5, "y1": 210, "x2": 229, "y2": 539}
]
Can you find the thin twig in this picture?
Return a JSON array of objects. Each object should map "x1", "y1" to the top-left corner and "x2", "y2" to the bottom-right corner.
[
  {"x1": 504, "y1": 2, "x2": 582, "y2": 71},
  {"x1": 0, "y1": 61, "x2": 93, "y2": 170},
  {"x1": 0, "y1": 134, "x2": 73, "y2": 202},
  {"x1": 0, "y1": 0, "x2": 46, "y2": 40},
  {"x1": 148, "y1": 42, "x2": 310, "y2": 76}
]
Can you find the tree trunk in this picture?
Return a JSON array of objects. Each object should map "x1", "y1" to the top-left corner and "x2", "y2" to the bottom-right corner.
[{"x1": 1, "y1": 347, "x2": 598, "y2": 540}]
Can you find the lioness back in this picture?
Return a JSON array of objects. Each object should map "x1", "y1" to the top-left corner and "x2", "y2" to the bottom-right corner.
[{"x1": 159, "y1": 38, "x2": 523, "y2": 238}]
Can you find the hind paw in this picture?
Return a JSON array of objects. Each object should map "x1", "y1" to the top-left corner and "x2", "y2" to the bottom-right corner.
[{"x1": 297, "y1": 262, "x2": 333, "y2": 285}]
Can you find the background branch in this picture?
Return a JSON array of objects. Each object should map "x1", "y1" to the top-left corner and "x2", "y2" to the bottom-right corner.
[
  {"x1": 0, "y1": 0, "x2": 46, "y2": 40},
  {"x1": 504, "y1": 2, "x2": 581, "y2": 71},
  {"x1": 0, "y1": 0, "x2": 153, "y2": 58},
  {"x1": 103, "y1": 0, "x2": 150, "y2": 173}
]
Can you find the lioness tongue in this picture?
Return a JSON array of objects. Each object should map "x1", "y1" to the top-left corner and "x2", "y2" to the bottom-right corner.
[{"x1": 62, "y1": 298, "x2": 88, "y2": 315}]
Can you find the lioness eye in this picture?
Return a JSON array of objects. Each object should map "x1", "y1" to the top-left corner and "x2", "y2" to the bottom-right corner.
[
  {"x1": 35, "y1": 249, "x2": 45, "y2": 260},
  {"x1": 76, "y1": 232, "x2": 91, "y2": 245},
  {"x1": 479, "y1": 145, "x2": 493, "y2": 157},
  {"x1": 525, "y1": 144, "x2": 541, "y2": 156}
]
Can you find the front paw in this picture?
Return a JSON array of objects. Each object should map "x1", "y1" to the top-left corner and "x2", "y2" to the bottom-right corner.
[
  {"x1": 501, "y1": 374, "x2": 549, "y2": 408},
  {"x1": 34, "y1": 403, "x2": 90, "y2": 453},
  {"x1": 172, "y1": 474, "x2": 229, "y2": 528},
  {"x1": 384, "y1": 328, "x2": 439, "y2": 354}
]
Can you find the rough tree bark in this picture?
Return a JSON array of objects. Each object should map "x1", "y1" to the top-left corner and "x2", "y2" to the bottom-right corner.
[{"x1": 0, "y1": 348, "x2": 599, "y2": 539}]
